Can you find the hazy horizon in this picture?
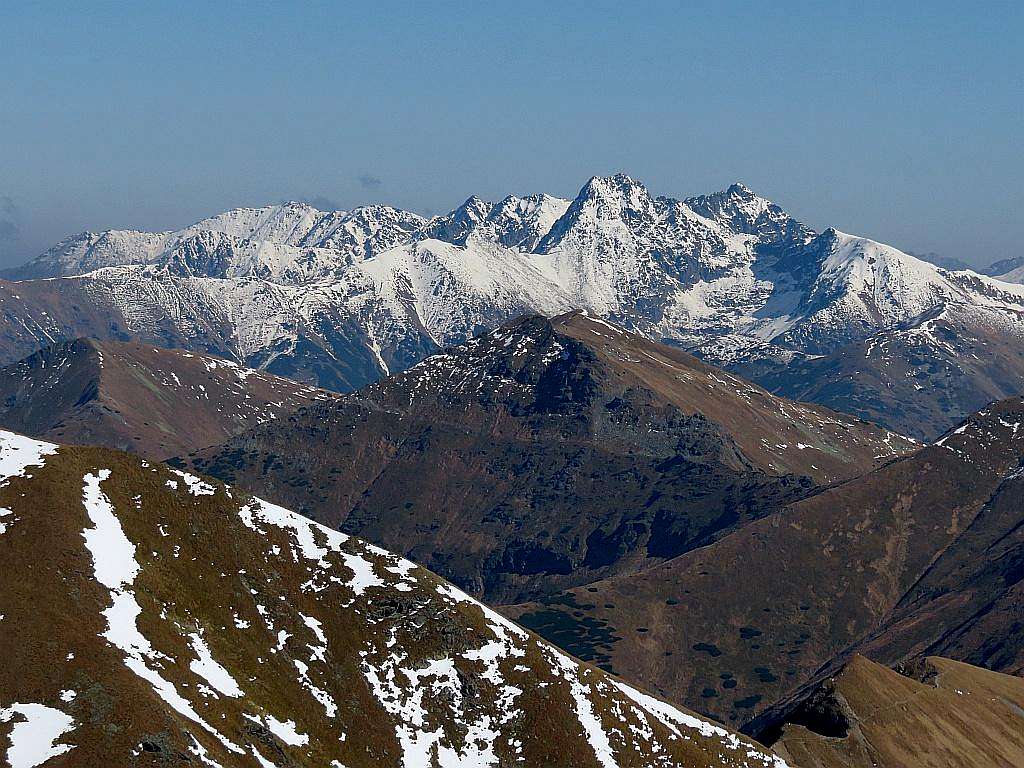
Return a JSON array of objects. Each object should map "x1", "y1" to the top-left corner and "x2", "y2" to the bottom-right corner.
[{"x1": 2, "y1": 1, "x2": 1021, "y2": 269}]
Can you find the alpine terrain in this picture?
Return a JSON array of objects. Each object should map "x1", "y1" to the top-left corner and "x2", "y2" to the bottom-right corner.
[
  {"x1": 0, "y1": 429, "x2": 789, "y2": 768},
  {"x1": 4, "y1": 175, "x2": 1024, "y2": 439}
]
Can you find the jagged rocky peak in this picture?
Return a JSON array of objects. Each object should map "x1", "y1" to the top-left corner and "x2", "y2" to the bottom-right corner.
[
  {"x1": 534, "y1": 176, "x2": 647, "y2": 259},
  {"x1": 418, "y1": 193, "x2": 571, "y2": 250},
  {"x1": 417, "y1": 195, "x2": 495, "y2": 245},
  {"x1": 303, "y1": 204, "x2": 426, "y2": 256},
  {"x1": 376, "y1": 313, "x2": 577, "y2": 408},
  {"x1": 570, "y1": 172, "x2": 657, "y2": 218},
  {"x1": 482, "y1": 193, "x2": 572, "y2": 250},
  {"x1": 535, "y1": 174, "x2": 803, "y2": 263},
  {"x1": 684, "y1": 181, "x2": 808, "y2": 240},
  {"x1": 535, "y1": 174, "x2": 653, "y2": 249},
  {"x1": 160, "y1": 230, "x2": 242, "y2": 278}
]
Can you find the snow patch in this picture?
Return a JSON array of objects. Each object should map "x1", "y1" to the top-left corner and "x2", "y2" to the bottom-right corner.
[{"x1": 0, "y1": 703, "x2": 76, "y2": 768}]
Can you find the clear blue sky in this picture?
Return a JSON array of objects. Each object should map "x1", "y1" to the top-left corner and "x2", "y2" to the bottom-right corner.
[{"x1": 1, "y1": 1, "x2": 1021, "y2": 267}]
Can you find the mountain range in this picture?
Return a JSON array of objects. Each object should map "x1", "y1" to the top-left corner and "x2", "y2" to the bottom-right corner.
[
  {"x1": 912, "y1": 250, "x2": 1024, "y2": 279},
  {"x1": 168, "y1": 316, "x2": 1024, "y2": 737},
  {"x1": 2, "y1": 173, "x2": 1024, "y2": 767},
  {"x1": 3, "y1": 383, "x2": 1020, "y2": 768},
  {"x1": 0, "y1": 293, "x2": 1021, "y2": 766},
  {"x1": 3, "y1": 175, "x2": 1023, "y2": 440}
]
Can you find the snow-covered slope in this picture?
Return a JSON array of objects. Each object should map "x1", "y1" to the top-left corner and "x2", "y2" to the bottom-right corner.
[
  {"x1": 5, "y1": 202, "x2": 426, "y2": 283},
  {"x1": 0, "y1": 429, "x2": 789, "y2": 767},
  {"x1": 6, "y1": 229, "x2": 174, "y2": 280},
  {"x1": 4, "y1": 175, "x2": 1023, "y2": 436}
]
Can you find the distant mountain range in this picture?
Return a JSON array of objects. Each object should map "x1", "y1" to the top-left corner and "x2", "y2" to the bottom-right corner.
[
  {"x1": 2, "y1": 174, "x2": 1023, "y2": 440},
  {"x1": 0, "y1": 428, "x2": 789, "y2": 767},
  {"x1": 987, "y1": 256, "x2": 1024, "y2": 282}
]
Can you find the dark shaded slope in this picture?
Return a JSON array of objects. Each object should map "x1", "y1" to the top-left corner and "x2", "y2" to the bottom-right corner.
[
  {"x1": 186, "y1": 314, "x2": 910, "y2": 605},
  {"x1": 504, "y1": 399, "x2": 1024, "y2": 727},
  {"x1": 748, "y1": 306, "x2": 1024, "y2": 441}
]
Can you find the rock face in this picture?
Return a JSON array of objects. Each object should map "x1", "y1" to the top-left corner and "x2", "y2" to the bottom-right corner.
[
  {"x1": 0, "y1": 338, "x2": 334, "y2": 459},
  {"x1": 4, "y1": 175, "x2": 1024, "y2": 439},
  {"x1": 764, "y1": 655, "x2": 1024, "y2": 768},
  {"x1": 502, "y1": 397, "x2": 1024, "y2": 728},
  {"x1": 184, "y1": 313, "x2": 912, "y2": 607},
  {"x1": 0, "y1": 429, "x2": 788, "y2": 768}
]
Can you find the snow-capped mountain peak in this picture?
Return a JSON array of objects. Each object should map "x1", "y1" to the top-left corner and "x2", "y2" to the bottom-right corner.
[
  {"x1": 5, "y1": 173, "x2": 1024, "y2": 440},
  {"x1": 553, "y1": 173, "x2": 656, "y2": 225},
  {"x1": 417, "y1": 195, "x2": 495, "y2": 245},
  {"x1": 299, "y1": 204, "x2": 426, "y2": 258},
  {"x1": 184, "y1": 201, "x2": 326, "y2": 246},
  {"x1": 684, "y1": 182, "x2": 809, "y2": 241},
  {"x1": 418, "y1": 193, "x2": 571, "y2": 251}
]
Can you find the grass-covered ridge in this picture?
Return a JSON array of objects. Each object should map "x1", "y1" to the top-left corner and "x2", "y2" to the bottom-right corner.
[{"x1": 0, "y1": 429, "x2": 787, "y2": 767}]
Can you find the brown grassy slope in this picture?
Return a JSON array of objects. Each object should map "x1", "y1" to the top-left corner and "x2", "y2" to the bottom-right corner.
[
  {"x1": 0, "y1": 338, "x2": 334, "y2": 459},
  {"x1": 551, "y1": 313, "x2": 913, "y2": 482},
  {"x1": 770, "y1": 655, "x2": 1024, "y2": 768},
  {"x1": 0, "y1": 429, "x2": 790, "y2": 768},
  {"x1": 504, "y1": 397, "x2": 1024, "y2": 728},
  {"x1": 184, "y1": 314, "x2": 911, "y2": 605}
]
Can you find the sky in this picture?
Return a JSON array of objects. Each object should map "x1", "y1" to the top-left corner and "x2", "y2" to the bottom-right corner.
[{"x1": 1, "y1": 1, "x2": 1021, "y2": 268}]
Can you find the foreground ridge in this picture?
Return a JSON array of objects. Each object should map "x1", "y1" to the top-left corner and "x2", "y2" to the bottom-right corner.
[
  {"x1": 0, "y1": 429, "x2": 787, "y2": 767},
  {"x1": 766, "y1": 655, "x2": 1024, "y2": 768}
]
